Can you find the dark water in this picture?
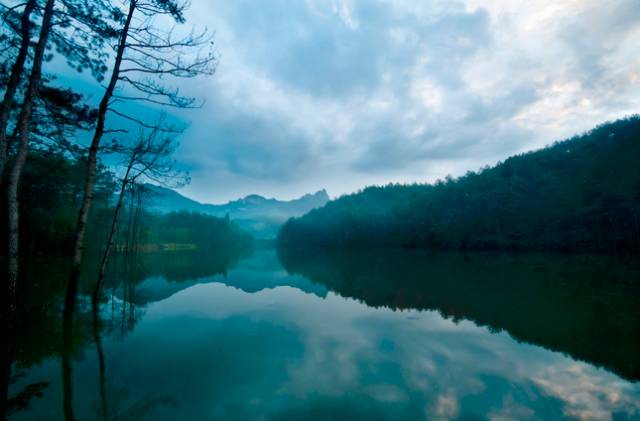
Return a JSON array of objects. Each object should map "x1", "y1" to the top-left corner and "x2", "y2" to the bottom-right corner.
[{"x1": 5, "y1": 248, "x2": 640, "y2": 420}]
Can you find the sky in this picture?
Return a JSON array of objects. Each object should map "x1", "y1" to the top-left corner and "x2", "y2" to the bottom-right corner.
[{"x1": 60, "y1": 0, "x2": 640, "y2": 203}]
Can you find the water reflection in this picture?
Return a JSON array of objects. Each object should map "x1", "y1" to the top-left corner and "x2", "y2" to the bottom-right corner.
[
  {"x1": 91, "y1": 310, "x2": 107, "y2": 421},
  {"x1": 61, "y1": 308, "x2": 74, "y2": 421},
  {"x1": 279, "y1": 247, "x2": 640, "y2": 381},
  {"x1": 4, "y1": 248, "x2": 640, "y2": 420}
]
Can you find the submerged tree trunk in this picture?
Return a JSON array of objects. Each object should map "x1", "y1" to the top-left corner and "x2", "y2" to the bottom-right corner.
[
  {"x1": 66, "y1": 0, "x2": 137, "y2": 311},
  {"x1": 6, "y1": 0, "x2": 55, "y2": 309},
  {"x1": 91, "y1": 306, "x2": 108, "y2": 421},
  {"x1": 0, "y1": 0, "x2": 37, "y2": 185},
  {"x1": 0, "y1": 323, "x2": 11, "y2": 419},
  {"x1": 61, "y1": 302, "x2": 75, "y2": 421}
]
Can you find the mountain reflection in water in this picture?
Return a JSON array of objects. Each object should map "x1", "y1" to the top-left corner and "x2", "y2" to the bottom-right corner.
[{"x1": 5, "y1": 248, "x2": 640, "y2": 420}]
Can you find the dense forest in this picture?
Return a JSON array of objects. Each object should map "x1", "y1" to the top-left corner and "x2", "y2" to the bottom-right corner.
[
  {"x1": 279, "y1": 117, "x2": 640, "y2": 253},
  {"x1": 0, "y1": 150, "x2": 252, "y2": 258},
  {"x1": 0, "y1": 149, "x2": 114, "y2": 256},
  {"x1": 144, "y1": 211, "x2": 252, "y2": 251}
]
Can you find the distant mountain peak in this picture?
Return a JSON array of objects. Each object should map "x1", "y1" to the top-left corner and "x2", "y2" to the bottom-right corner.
[
  {"x1": 313, "y1": 189, "x2": 329, "y2": 199},
  {"x1": 241, "y1": 194, "x2": 268, "y2": 204},
  {"x1": 297, "y1": 189, "x2": 330, "y2": 201},
  {"x1": 145, "y1": 185, "x2": 330, "y2": 239}
]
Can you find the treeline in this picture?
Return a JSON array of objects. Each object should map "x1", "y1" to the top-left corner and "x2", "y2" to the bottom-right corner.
[
  {"x1": 143, "y1": 212, "x2": 253, "y2": 251},
  {"x1": 0, "y1": 149, "x2": 252, "y2": 257},
  {"x1": 279, "y1": 117, "x2": 640, "y2": 253},
  {"x1": 0, "y1": 149, "x2": 115, "y2": 256}
]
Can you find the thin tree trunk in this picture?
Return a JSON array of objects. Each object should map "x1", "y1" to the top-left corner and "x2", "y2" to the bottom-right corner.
[
  {"x1": 120, "y1": 278, "x2": 127, "y2": 333},
  {"x1": 6, "y1": 0, "x2": 55, "y2": 309},
  {"x1": 131, "y1": 187, "x2": 143, "y2": 249},
  {"x1": 66, "y1": 0, "x2": 137, "y2": 311},
  {"x1": 0, "y1": 323, "x2": 11, "y2": 419},
  {"x1": 125, "y1": 186, "x2": 135, "y2": 255},
  {"x1": 61, "y1": 303, "x2": 75, "y2": 421},
  {"x1": 0, "y1": 0, "x2": 37, "y2": 185},
  {"x1": 633, "y1": 208, "x2": 639, "y2": 252},
  {"x1": 92, "y1": 162, "x2": 134, "y2": 308},
  {"x1": 91, "y1": 307, "x2": 108, "y2": 421}
]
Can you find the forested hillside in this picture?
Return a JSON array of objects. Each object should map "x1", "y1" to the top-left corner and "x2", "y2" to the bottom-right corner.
[{"x1": 279, "y1": 117, "x2": 640, "y2": 253}]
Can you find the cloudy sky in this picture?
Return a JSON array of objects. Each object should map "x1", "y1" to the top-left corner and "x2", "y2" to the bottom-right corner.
[{"x1": 94, "y1": 0, "x2": 640, "y2": 202}]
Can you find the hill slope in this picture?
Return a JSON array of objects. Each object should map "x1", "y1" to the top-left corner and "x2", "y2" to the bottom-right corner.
[
  {"x1": 145, "y1": 186, "x2": 330, "y2": 239},
  {"x1": 279, "y1": 117, "x2": 640, "y2": 253}
]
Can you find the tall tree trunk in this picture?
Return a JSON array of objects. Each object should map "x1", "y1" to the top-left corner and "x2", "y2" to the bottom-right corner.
[
  {"x1": 0, "y1": 0, "x2": 37, "y2": 185},
  {"x1": 92, "y1": 162, "x2": 134, "y2": 308},
  {"x1": 6, "y1": 0, "x2": 55, "y2": 310},
  {"x1": 66, "y1": 0, "x2": 137, "y2": 312}
]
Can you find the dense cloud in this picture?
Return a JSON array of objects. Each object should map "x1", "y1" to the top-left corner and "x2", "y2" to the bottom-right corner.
[{"x1": 93, "y1": 0, "x2": 640, "y2": 202}]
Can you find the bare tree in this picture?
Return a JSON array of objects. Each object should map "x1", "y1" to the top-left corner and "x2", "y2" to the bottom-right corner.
[
  {"x1": 68, "y1": 0, "x2": 216, "y2": 311},
  {"x1": 92, "y1": 122, "x2": 187, "y2": 308}
]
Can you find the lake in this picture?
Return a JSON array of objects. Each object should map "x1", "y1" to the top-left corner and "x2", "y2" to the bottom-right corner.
[{"x1": 5, "y1": 248, "x2": 640, "y2": 420}]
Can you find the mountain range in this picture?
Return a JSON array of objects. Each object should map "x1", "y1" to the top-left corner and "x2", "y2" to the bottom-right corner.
[{"x1": 144, "y1": 184, "x2": 330, "y2": 239}]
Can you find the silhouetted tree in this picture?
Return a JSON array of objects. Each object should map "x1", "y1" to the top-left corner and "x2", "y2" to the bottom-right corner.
[
  {"x1": 0, "y1": 0, "x2": 116, "y2": 183},
  {"x1": 68, "y1": 0, "x2": 216, "y2": 312},
  {"x1": 93, "y1": 122, "x2": 187, "y2": 307},
  {"x1": 2, "y1": 0, "x2": 118, "y2": 316},
  {"x1": 6, "y1": 0, "x2": 55, "y2": 310}
]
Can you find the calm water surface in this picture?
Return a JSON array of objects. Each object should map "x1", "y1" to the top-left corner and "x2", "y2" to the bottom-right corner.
[{"x1": 6, "y1": 248, "x2": 640, "y2": 420}]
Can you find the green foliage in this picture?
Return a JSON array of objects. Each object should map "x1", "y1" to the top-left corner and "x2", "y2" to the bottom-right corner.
[
  {"x1": 0, "y1": 149, "x2": 115, "y2": 256},
  {"x1": 152, "y1": 0, "x2": 187, "y2": 23},
  {"x1": 137, "y1": 210, "x2": 254, "y2": 251},
  {"x1": 279, "y1": 117, "x2": 640, "y2": 253},
  {"x1": 0, "y1": 150, "x2": 252, "y2": 257}
]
